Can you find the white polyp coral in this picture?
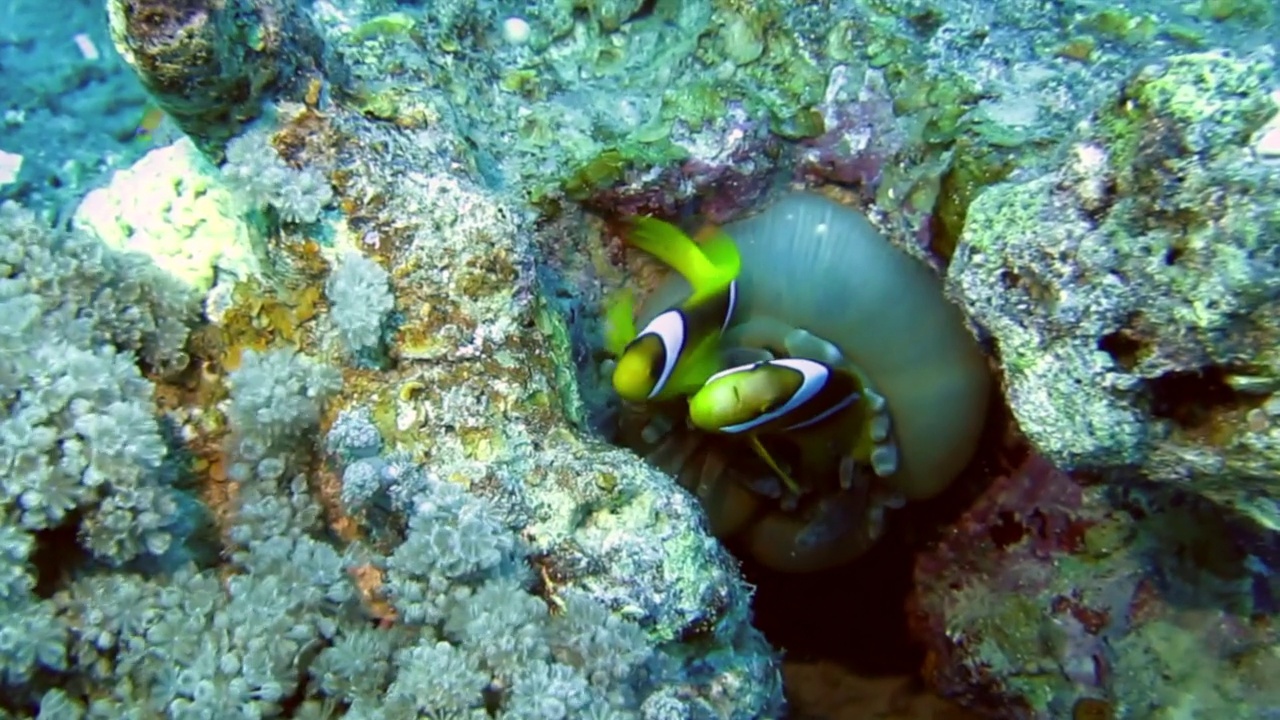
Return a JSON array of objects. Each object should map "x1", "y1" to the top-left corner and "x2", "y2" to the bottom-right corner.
[
  {"x1": 220, "y1": 126, "x2": 334, "y2": 225},
  {"x1": 225, "y1": 348, "x2": 343, "y2": 450},
  {"x1": 325, "y1": 252, "x2": 395, "y2": 357},
  {"x1": 0, "y1": 202, "x2": 195, "y2": 566}
]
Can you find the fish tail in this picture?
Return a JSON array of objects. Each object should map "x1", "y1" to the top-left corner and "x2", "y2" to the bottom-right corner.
[
  {"x1": 690, "y1": 227, "x2": 741, "y2": 298},
  {"x1": 626, "y1": 216, "x2": 739, "y2": 300}
]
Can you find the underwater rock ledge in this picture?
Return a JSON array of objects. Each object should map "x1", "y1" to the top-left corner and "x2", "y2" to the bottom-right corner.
[
  {"x1": 0, "y1": 2, "x2": 794, "y2": 718},
  {"x1": 948, "y1": 49, "x2": 1280, "y2": 530}
]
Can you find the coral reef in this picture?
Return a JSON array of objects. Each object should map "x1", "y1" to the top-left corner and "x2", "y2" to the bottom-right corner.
[
  {"x1": 0, "y1": 200, "x2": 200, "y2": 698},
  {"x1": 299, "y1": 0, "x2": 1190, "y2": 232},
  {"x1": 106, "y1": 0, "x2": 323, "y2": 154},
  {"x1": 324, "y1": 252, "x2": 394, "y2": 361},
  {"x1": 220, "y1": 124, "x2": 335, "y2": 225},
  {"x1": 0, "y1": 92, "x2": 784, "y2": 720},
  {"x1": 909, "y1": 449, "x2": 1280, "y2": 719},
  {"x1": 948, "y1": 50, "x2": 1280, "y2": 526},
  {"x1": 73, "y1": 137, "x2": 263, "y2": 295},
  {"x1": 922, "y1": 47, "x2": 1280, "y2": 720},
  {"x1": 7, "y1": 0, "x2": 1280, "y2": 717}
]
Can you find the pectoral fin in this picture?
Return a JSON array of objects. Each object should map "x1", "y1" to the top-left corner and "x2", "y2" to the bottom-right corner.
[
  {"x1": 603, "y1": 289, "x2": 637, "y2": 356},
  {"x1": 749, "y1": 435, "x2": 802, "y2": 497}
]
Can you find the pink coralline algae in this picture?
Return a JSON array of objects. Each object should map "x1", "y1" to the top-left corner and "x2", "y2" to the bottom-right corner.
[
  {"x1": 909, "y1": 451, "x2": 1280, "y2": 719},
  {"x1": 794, "y1": 68, "x2": 905, "y2": 196},
  {"x1": 580, "y1": 103, "x2": 779, "y2": 225},
  {"x1": 582, "y1": 70, "x2": 925, "y2": 230}
]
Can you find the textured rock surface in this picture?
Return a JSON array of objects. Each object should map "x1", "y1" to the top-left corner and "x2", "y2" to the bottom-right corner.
[
  {"x1": 107, "y1": 0, "x2": 323, "y2": 154},
  {"x1": 925, "y1": 51, "x2": 1280, "y2": 718},
  {"x1": 298, "y1": 0, "x2": 1228, "y2": 239},
  {"x1": 910, "y1": 450, "x2": 1280, "y2": 719},
  {"x1": 73, "y1": 138, "x2": 262, "y2": 295},
  {"x1": 949, "y1": 50, "x2": 1280, "y2": 527},
  {"x1": 236, "y1": 113, "x2": 785, "y2": 714}
]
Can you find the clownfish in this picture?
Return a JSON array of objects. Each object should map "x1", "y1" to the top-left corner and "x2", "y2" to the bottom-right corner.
[
  {"x1": 604, "y1": 216, "x2": 742, "y2": 403},
  {"x1": 609, "y1": 192, "x2": 990, "y2": 573},
  {"x1": 690, "y1": 357, "x2": 862, "y2": 434},
  {"x1": 687, "y1": 357, "x2": 864, "y2": 494}
]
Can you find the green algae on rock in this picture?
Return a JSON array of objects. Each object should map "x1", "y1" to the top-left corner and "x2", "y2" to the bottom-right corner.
[
  {"x1": 301, "y1": 0, "x2": 1141, "y2": 227},
  {"x1": 912, "y1": 452, "x2": 1280, "y2": 719}
]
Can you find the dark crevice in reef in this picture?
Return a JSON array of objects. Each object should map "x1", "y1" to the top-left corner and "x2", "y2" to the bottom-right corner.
[
  {"x1": 744, "y1": 527, "x2": 922, "y2": 675},
  {"x1": 1147, "y1": 365, "x2": 1254, "y2": 430},
  {"x1": 1095, "y1": 312, "x2": 1267, "y2": 434},
  {"x1": 1098, "y1": 329, "x2": 1147, "y2": 372},
  {"x1": 625, "y1": 0, "x2": 659, "y2": 24},
  {"x1": 32, "y1": 522, "x2": 84, "y2": 599},
  {"x1": 1097, "y1": 312, "x2": 1152, "y2": 372},
  {"x1": 745, "y1": 384, "x2": 1010, "y2": 677}
]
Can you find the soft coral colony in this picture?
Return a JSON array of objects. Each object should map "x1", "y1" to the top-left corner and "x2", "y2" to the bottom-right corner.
[
  {"x1": 0, "y1": 168, "x2": 780, "y2": 717},
  {"x1": 1, "y1": 3, "x2": 789, "y2": 720}
]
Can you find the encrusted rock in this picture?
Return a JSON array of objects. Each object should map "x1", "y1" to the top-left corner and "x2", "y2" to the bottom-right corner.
[
  {"x1": 107, "y1": 0, "x2": 323, "y2": 153},
  {"x1": 910, "y1": 451, "x2": 1280, "y2": 719},
  {"x1": 948, "y1": 50, "x2": 1280, "y2": 527}
]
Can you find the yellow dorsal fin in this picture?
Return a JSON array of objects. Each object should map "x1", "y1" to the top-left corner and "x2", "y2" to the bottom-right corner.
[
  {"x1": 626, "y1": 217, "x2": 739, "y2": 300},
  {"x1": 602, "y1": 289, "x2": 637, "y2": 356},
  {"x1": 696, "y1": 227, "x2": 740, "y2": 272}
]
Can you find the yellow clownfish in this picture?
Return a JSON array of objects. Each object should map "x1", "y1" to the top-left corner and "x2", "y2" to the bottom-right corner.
[
  {"x1": 604, "y1": 217, "x2": 742, "y2": 404},
  {"x1": 688, "y1": 357, "x2": 867, "y2": 494},
  {"x1": 690, "y1": 357, "x2": 862, "y2": 434}
]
